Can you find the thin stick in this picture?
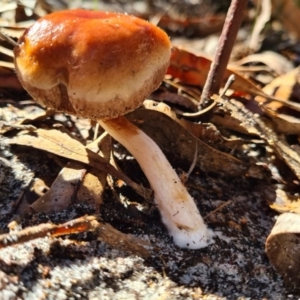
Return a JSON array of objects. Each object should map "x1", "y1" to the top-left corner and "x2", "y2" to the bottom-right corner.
[
  {"x1": 0, "y1": 216, "x2": 98, "y2": 249},
  {"x1": 0, "y1": 31, "x2": 18, "y2": 47},
  {"x1": 0, "y1": 215, "x2": 150, "y2": 257},
  {"x1": 204, "y1": 200, "x2": 233, "y2": 220},
  {"x1": 178, "y1": 74, "x2": 236, "y2": 118},
  {"x1": 199, "y1": 0, "x2": 248, "y2": 107},
  {"x1": 180, "y1": 142, "x2": 198, "y2": 184}
]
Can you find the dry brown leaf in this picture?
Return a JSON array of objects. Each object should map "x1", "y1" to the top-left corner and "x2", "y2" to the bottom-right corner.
[
  {"x1": 127, "y1": 107, "x2": 250, "y2": 177},
  {"x1": 167, "y1": 47, "x2": 267, "y2": 95},
  {"x1": 154, "y1": 91, "x2": 198, "y2": 112},
  {"x1": 212, "y1": 98, "x2": 300, "y2": 180},
  {"x1": 0, "y1": 2, "x2": 17, "y2": 13},
  {"x1": 258, "y1": 68, "x2": 300, "y2": 134},
  {"x1": 31, "y1": 162, "x2": 87, "y2": 213},
  {"x1": 266, "y1": 212, "x2": 300, "y2": 291},
  {"x1": 76, "y1": 169, "x2": 105, "y2": 211},
  {"x1": 74, "y1": 134, "x2": 111, "y2": 212},
  {"x1": 233, "y1": 51, "x2": 293, "y2": 76},
  {"x1": 14, "y1": 177, "x2": 51, "y2": 216},
  {"x1": 155, "y1": 14, "x2": 225, "y2": 37},
  {"x1": 168, "y1": 47, "x2": 300, "y2": 113},
  {"x1": 262, "y1": 108, "x2": 300, "y2": 135},
  {"x1": 35, "y1": 0, "x2": 68, "y2": 15},
  {"x1": 0, "y1": 27, "x2": 26, "y2": 39},
  {"x1": 211, "y1": 98, "x2": 261, "y2": 135},
  {"x1": 270, "y1": 189, "x2": 300, "y2": 214},
  {"x1": 31, "y1": 160, "x2": 105, "y2": 213},
  {"x1": 8, "y1": 128, "x2": 153, "y2": 200},
  {"x1": 256, "y1": 67, "x2": 300, "y2": 107},
  {"x1": 95, "y1": 222, "x2": 151, "y2": 257},
  {"x1": 144, "y1": 100, "x2": 245, "y2": 149},
  {"x1": 272, "y1": 0, "x2": 300, "y2": 40},
  {"x1": 0, "y1": 40, "x2": 15, "y2": 72},
  {"x1": 0, "y1": 105, "x2": 54, "y2": 134},
  {"x1": 257, "y1": 120, "x2": 300, "y2": 181}
]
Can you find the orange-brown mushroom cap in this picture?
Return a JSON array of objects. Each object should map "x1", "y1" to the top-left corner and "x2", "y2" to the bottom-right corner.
[{"x1": 14, "y1": 10, "x2": 171, "y2": 119}]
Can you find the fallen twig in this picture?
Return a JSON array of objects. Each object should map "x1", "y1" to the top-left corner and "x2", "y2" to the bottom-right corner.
[
  {"x1": 0, "y1": 215, "x2": 150, "y2": 257},
  {"x1": 199, "y1": 0, "x2": 248, "y2": 107}
]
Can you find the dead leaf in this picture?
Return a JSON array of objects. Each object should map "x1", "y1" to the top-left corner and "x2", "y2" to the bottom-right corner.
[
  {"x1": 266, "y1": 212, "x2": 300, "y2": 291},
  {"x1": 212, "y1": 98, "x2": 300, "y2": 180},
  {"x1": 272, "y1": 0, "x2": 300, "y2": 40},
  {"x1": 127, "y1": 107, "x2": 250, "y2": 177},
  {"x1": 94, "y1": 222, "x2": 151, "y2": 257},
  {"x1": 259, "y1": 123, "x2": 300, "y2": 181},
  {"x1": 76, "y1": 169, "x2": 106, "y2": 212},
  {"x1": 154, "y1": 91, "x2": 198, "y2": 112},
  {"x1": 262, "y1": 108, "x2": 300, "y2": 135},
  {"x1": 14, "y1": 177, "x2": 52, "y2": 215},
  {"x1": 155, "y1": 14, "x2": 225, "y2": 36},
  {"x1": 30, "y1": 162, "x2": 87, "y2": 213},
  {"x1": 233, "y1": 51, "x2": 294, "y2": 76},
  {"x1": 0, "y1": 2, "x2": 18, "y2": 13},
  {"x1": 168, "y1": 47, "x2": 300, "y2": 113},
  {"x1": 0, "y1": 105, "x2": 54, "y2": 134},
  {"x1": 211, "y1": 97, "x2": 262, "y2": 135},
  {"x1": 144, "y1": 100, "x2": 246, "y2": 150},
  {"x1": 270, "y1": 189, "x2": 300, "y2": 214},
  {"x1": 256, "y1": 67, "x2": 300, "y2": 108},
  {"x1": 0, "y1": 27, "x2": 26, "y2": 39},
  {"x1": 8, "y1": 128, "x2": 153, "y2": 200},
  {"x1": 167, "y1": 47, "x2": 267, "y2": 96}
]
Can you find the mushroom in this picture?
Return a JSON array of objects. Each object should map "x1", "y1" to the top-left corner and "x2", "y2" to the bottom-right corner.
[{"x1": 13, "y1": 9, "x2": 213, "y2": 249}]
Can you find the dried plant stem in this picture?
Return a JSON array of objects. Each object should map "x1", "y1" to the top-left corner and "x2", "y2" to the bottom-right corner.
[
  {"x1": 178, "y1": 74, "x2": 236, "y2": 118},
  {"x1": 0, "y1": 216, "x2": 98, "y2": 249},
  {"x1": 204, "y1": 200, "x2": 233, "y2": 220},
  {"x1": 199, "y1": 0, "x2": 248, "y2": 107},
  {"x1": 0, "y1": 31, "x2": 18, "y2": 47},
  {"x1": 0, "y1": 216, "x2": 150, "y2": 257}
]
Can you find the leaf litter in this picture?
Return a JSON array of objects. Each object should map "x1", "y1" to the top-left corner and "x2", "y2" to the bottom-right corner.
[{"x1": 1, "y1": 0, "x2": 300, "y2": 299}]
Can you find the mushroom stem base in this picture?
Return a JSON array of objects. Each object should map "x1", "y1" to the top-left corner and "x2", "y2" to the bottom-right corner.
[{"x1": 99, "y1": 116, "x2": 213, "y2": 249}]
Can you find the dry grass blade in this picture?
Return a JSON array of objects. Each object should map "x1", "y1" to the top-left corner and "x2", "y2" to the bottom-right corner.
[
  {"x1": 0, "y1": 45, "x2": 14, "y2": 57},
  {"x1": 0, "y1": 31, "x2": 18, "y2": 47},
  {"x1": 250, "y1": 0, "x2": 271, "y2": 50}
]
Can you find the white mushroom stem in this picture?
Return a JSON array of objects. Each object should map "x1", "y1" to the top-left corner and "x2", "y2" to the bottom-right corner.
[{"x1": 99, "y1": 116, "x2": 213, "y2": 249}]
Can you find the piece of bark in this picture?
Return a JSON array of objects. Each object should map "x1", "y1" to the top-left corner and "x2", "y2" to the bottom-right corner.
[{"x1": 266, "y1": 212, "x2": 300, "y2": 291}]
